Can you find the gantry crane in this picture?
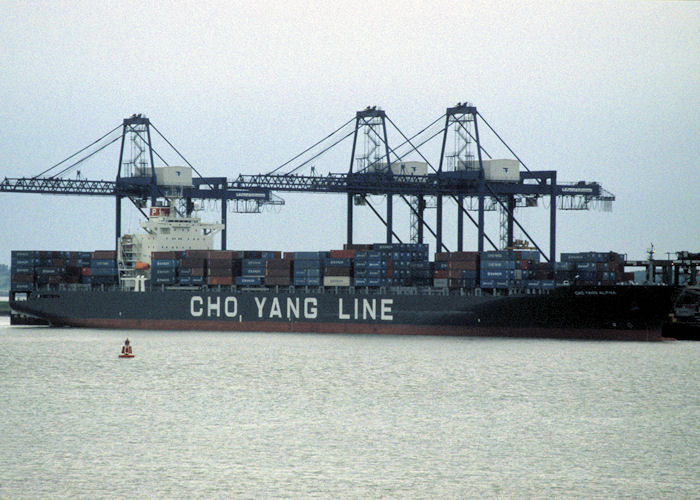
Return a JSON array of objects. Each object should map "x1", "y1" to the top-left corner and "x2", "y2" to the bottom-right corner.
[{"x1": 1, "y1": 105, "x2": 615, "y2": 270}]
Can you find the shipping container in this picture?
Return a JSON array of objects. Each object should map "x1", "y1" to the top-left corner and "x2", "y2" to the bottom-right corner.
[
  {"x1": 92, "y1": 250, "x2": 117, "y2": 260},
  {"x1": 208, "y1": 267, "x2": 233, "y2": 277},
  {"x1": 91, "y1": 259, "x2": 117, "y2": 268},
  {"x1": 434, "y1": 278, "x2": 449, "y2": 288},
  {"x1": 324, "y1": 267, "x2": 352, "y2": 277},
  {"x1": 152, "y1": 251, "x2": 178, "y2": 260},
  {"x1": 265, "y1": 268, "x2": 292, "y2": 278},
  {"x1": 207, "y1": 276, "x2": 233, "y2": 286},
  {"x1": 323, "y1": 276, "x2": 352, "y2": 287},
  {"x1": 481, "y1": 250, "x2": 515, "y2": 260},
  {"x1": 330, "y1": 249, "x2": 356, "y2": 259},
  {"x1": 264, "y1": 276, "x2": 291, "y2": 286},
  {"x1": 481, "y1": 260, "x2": 516, "y2": 270},
  {"x1": 480, "y1": 269, "x2": 515, "y2": 280},
  {"x1": 151, "y1": 259, "x2": 178, "y2": 269}
]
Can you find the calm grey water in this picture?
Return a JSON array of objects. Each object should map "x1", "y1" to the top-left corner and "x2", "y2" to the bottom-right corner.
[{"x1": 1, "y1": 317, "x2": 698, "y2": 499}]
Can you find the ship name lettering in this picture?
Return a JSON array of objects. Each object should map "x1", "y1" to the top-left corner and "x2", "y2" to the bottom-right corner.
[
  {"x1": 191, "y1": 296, "x2": 204, "y2": 317},
  {"x1": 337, "y1": 298, "x2": 393, "y2": 321},
  {"x1": 208, "y1": 296, "x2": 221, "y2": 317},
  {"x1": 190, "y1": 296, "x2": 238, "y2": 318},
  {"x1": 224, "y1": 297, "x2": 238, "y2": 317},
  {"x1": 254, "y1": 296, "x2": 318, "y2": 319}
]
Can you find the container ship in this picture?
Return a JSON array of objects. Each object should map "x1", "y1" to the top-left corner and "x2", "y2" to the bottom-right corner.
[{"x1": 9, "y1": 203, "x2": 679, "y2": 341}]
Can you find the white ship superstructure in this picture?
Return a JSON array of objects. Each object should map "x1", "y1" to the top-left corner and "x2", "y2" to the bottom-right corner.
[{"x1": 116, "y1": 166, "x2": 224, "y2": 289}]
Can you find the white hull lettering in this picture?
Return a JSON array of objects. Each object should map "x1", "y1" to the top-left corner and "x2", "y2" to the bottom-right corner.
[
  {"x1": 362, "y1": 299, "x2": 376, "y2": 320},
  {"x1": 269, "y1": 297, "x2": 282, "y2": 318},
  {"x1": 224, "y1": 297, "x2": 238, "y2": 317},
  {"x1": 191, "y1": 295, "x2": 391, "y2": 321},
  {"x1": 254, "y1": 297, "x2": 267, "y2": 318},
  {"x1": 207, "y1": 296, "x2": 221, "y2": 317},
  {"x1": 304, "y1": 298, "x2": 318, "y2": 319},
  {"x1": 338, "y1": 298, "x2": 350, "y2": 320},
  {"x1": 191, "y1": 296, "x2": 204, "y2": 317},
  {"x1": 337, "y1": 298, "x2": 393, "y2": 321},
  {"x1": 381, "y1": 299, "x2": 393, "y2": 320},
  {"x1": 287, "y1": 297, "x2": 300, "y2": 319}
]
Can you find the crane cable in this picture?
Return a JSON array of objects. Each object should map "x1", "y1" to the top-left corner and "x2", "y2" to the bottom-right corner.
[
  {"x1": 34, "y1": 123, "x2": 122, "y2": 178},
  {"x1": 267, "y1": 117, "x2": 356, "y2": 175}
]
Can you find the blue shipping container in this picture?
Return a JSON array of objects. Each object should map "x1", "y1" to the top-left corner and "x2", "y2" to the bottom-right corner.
[{"x1": 236, "y1": 276, "x2": 263, "y2": 285}]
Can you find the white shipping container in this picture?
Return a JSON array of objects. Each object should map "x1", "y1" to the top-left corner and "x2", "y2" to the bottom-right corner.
[
  {"x1": 323, "y1": 276, "x2": 352, "y2": 287},
  {"x1": 483, "y1": 159, "x2": 519, "y2": 182},
  {"x1": 154, "y1": 166, "x2": 193, "y2": 187},
  {"x1": 455, "y1": 158, "x2": 520, "y2": 182},
  {"x1": 434, "y1": 278, "x2": 449, "y2": 288}
]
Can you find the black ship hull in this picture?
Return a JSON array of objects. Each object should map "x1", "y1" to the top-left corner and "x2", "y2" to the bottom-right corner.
[{"x1": 11, "y1": 284, "x2": 677, "y2": 341}]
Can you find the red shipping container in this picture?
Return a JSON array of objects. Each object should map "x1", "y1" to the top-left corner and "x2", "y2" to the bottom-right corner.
[
  {"x1": 208, "y1": 267, "x2": 232, "y2": 277},
  {"x1": 330, "y1": 249, "x2": 356, "y2": 258},
  {"x1": 152, "y1": 251, "x2": 178, "y2": 260},
  {"x1": 448, "y1": 251, "x2": 480, "y2": 262},
  {"x1": 189, "y1": 267, "x2": 205, "y2": 277},
  {"x1": 180, "y1": 256, "x2": 205, "y2": 267},
  {"x1": 324, "y1": 267, "x2": 351, "y2": 277},
  {"x1": 266, "y1": 259, "x2": 292, "y2": 270},
  {"x1": 207, "y1": 276, "x2": 233, "y2": 285},
  {"x1": 448, "y1": 260, "x2": 478, "y2": 271},
  {"x1": 207, "y1": 250, "x2": 235, "y2": 260},
  {"x1": 434, "y1": 252, "x2": 449, "y2": 262},
  {"x1": 433, "y1": 270, "x2": 448, "y2": 279},
  {"x1": 92, "y1": 250, "x2": 117, "y2": 260},
  {"x1": 11, "y1": 273, "x2": 34, "y2": 283},
  {"x1": 265, "y1": 269, "x2": 292, "y2": 278},
  {"x1": 185, "y1": 249, "x2": 209, "y2": 258}
]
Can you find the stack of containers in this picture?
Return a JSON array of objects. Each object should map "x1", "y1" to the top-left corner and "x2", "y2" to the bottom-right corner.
[
  {"x1": 518, "y1": 250, "x2": 552, "y2": 290},
  {"x1": 292, "y1": 251, "x2": 326, "y2": 286},
  {"x1": 407, "y1": 244, "x2": 432, "y2": 286},
  {"x1": 264, "y1": 251, "x2": 292, "y2": 286},
  {"x1": 432, "y1": 254, "x2": 448, "y2": 287},
  {"x1": 352, "y1": 243, "x2": 430, "y2": 287},
  {"x1": 35, "y1": 251, "x2": 67, "y2": 287},
  {"x1": 323, "y1": 255, "x2": 352, "y2": 287},
  {"x1": 239, "y1": 253, "x2": 266, "y2": 285},
  {"x1": 434, "y1": 251, "x2": 480, "y2": 288},
  {"x1": 353, "y1": 249, "x2": 385, "y2": 287},
  {"x1": 207, "y1": 250, "x2": 236, "y2": 286},
  {"x1": 179, "y1": 250, "x2": 207, "y2": 286},
  {"x1": 90, "y1": 250, "x2": 118, "y2": 286},
  {"x1": 151, "y1": 251, "x2": 179, "y2": 285},
  {"x1": 479, "y1": 250, "x2": 517, "y2": 289},
  {"x1": 66, "y1": 251, "x2": 90, "y2": 284},
  {"x1": 379, "y1": 243, "x2": 430, "y2": 286},
  {"x1": 479, "y1": 249, "x2": 551, "y2": 290},
  {"x1": 558, "y1": 251, "x2": 626, "y2": 285},
  {"x1": 10, "y1": 250, "x2": 39, "y2": 291}
]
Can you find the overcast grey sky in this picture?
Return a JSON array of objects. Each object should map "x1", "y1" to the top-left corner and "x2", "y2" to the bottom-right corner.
[{"x1": 1, "y1": 1, "x2": 698, "y2": 262}]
